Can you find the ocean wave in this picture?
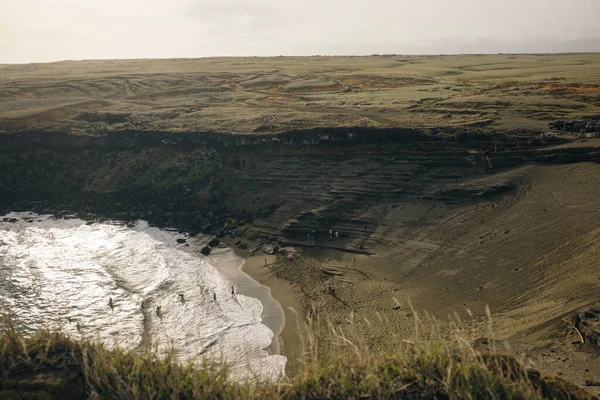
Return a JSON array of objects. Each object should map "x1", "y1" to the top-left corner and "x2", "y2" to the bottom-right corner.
[{"x1": 0, "y1": 212, "x2": 286, "y2": 381}]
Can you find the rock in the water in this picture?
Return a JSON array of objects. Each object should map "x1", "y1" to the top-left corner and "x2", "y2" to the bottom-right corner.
[
  {"x1": 263, "y1": 244, "x2": 275, "y2": 254},
  {"x1": 237, "y1": 243, "x2": 248, "y2": 250},
  {"x1": 208, "y1": 237, "x2": 220, "y2": 247},
  {"x1": 176, "y1": 238, "x2": 187, "y2": 244},
  {"x1": 200, "y1": 246, "x2": 211, "y2": 256}
]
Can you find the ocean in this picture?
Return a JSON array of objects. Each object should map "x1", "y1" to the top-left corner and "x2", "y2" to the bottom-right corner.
[{"x1": 0, "y1": 212, "x2": 286, "y2": 381}]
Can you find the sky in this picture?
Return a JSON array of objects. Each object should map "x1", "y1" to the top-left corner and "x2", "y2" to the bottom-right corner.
[{"x1": 1, "y1": 0, "x2": 599, "y2": 63}]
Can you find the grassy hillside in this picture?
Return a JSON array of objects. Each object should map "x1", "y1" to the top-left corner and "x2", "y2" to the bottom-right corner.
[
  {"x1": 0, "y1": 317, "x2": 594, "y2": 400},
  {"x1": 1, "y1": 54, "x2": 599, "y2": 134}
]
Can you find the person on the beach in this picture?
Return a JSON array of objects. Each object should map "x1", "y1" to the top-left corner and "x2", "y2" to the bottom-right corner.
[
  {"x1": 231, "y1": 286, "x2": 235, "y2": 297},
  {"x1": 335, "y1": 231, "x2": 339, "y2": 239},
  {"x1": 353, "y1": 257, "x2": 356, "y2": 267},
  {"x1": 108, "y1": 297, "x2": 114, "y2": 311},
  {"x1": 329, "y1": 228, "x2": 333, "y2": 240},
  {"x1": 156, "y1": 305, "x2": 162, "y2": 317},
  {"x1": 213, "y1": 292, "x2": 217, "y2": 302},
  {"x1": 179, "y1": 293, "x2": 185, "y2": 303},
  {"x1": 328, "y1": 286, "x2": 336, "y2": 296}
]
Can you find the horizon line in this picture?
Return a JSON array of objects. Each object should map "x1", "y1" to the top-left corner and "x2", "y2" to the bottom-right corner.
[{"x1": 2, "y1": 51, "x2": 600, "y2": 66}]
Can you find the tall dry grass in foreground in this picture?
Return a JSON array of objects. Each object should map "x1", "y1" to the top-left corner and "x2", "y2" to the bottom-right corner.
[{"x1": 0, "y1": 311, "x2": 592, "y2": 400}]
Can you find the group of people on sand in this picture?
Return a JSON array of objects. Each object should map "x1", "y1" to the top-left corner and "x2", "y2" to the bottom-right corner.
[
  {"x1": 307, "y1": 222, "x2": 370, "y2": 242},
  {"x1": 328, "y1": 228, "x2": 340, "y2": 241},
  {"x1": 106, "y1": 285, "x2": 239, "y2": 320}
]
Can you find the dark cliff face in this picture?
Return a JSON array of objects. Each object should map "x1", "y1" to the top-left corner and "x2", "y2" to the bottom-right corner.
[{"x1": 0, "y1": 129, "x2": 594, "y2": 245}]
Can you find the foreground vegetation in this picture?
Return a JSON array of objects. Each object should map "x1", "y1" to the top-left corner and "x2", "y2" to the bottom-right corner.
[{"x1": 1, "y1": 317, "x2": 593, "y2": 400}]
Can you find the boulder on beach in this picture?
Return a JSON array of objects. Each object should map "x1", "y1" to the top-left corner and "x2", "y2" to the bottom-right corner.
[
  {"x1": 263, "y1": 244, "x2": 275, "y2": 254},
  {"x1": 208, "y1": 237, "x2": 220, "y2": 247},
  {"x1": 249, "y1": 246, "x2": 261, "y2": 254},
  {"x1": 200, "y1": 246, "x2": 211, "y2": 256},
  {"x1": 176, "y1": 238, "x2": 187, "y2": 244}
]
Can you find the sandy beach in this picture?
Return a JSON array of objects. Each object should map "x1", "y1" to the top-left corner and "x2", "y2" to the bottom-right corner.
[
  {"x1": 237, "y1": 246, "x2": 417, "y2": 376},
  {"x1": 239, "y1": 253, "x2": 303, "y2": 371},
  {"x1": 230, "y1": 163, "x2": 600, "y2": 393}
]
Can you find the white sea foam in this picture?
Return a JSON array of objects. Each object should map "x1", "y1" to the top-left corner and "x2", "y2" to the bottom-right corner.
[{"x1": 0, "y1": 212, "x2": 286, "y2": 381}]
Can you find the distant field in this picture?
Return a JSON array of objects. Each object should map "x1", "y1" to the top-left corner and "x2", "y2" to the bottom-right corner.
[{"x1": 0, "y1": 54, "x2": 599, "y2": 134}]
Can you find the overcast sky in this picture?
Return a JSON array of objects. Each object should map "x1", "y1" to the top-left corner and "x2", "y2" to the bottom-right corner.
[{"x1": 1, "y1": 0, "x2": 599, "y2": 63}]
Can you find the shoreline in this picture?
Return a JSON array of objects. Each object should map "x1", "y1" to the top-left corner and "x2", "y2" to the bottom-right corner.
[
  {"x1": 210, "y1": 247, "x2": 288, "y2": 357},
  {"x1": 236, "y1": 250, "x2": 304, "y2": 374}
]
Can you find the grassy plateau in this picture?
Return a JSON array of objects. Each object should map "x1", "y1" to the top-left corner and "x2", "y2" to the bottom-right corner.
[{"x1": 1, "y1": 54, "x2": 599, "y2": 134}]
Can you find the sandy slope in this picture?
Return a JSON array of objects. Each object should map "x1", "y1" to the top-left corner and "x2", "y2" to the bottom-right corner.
[{"x1": 240, "y1": 163, "x2": 600, "y2": 393}]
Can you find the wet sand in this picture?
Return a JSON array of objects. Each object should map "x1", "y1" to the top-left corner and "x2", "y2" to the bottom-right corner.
[
  {"x1": 239, "y1": 253, "x2": 304, "y2": 371},
  {"x1": 211, "y1": 248, "x2": 287, "y2": 356}
]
